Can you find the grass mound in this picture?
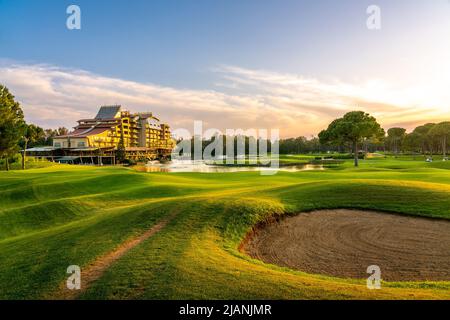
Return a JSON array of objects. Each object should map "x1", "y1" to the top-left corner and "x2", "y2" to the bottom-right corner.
[{"x1": 0, "y1": 159, "x2": 450, "y2": 299}]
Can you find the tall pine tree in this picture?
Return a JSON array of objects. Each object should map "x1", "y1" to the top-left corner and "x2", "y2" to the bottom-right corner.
[
  {"x1": 116, "y1": 125, "x2": 126, "y2": 164},
  {"x1": 0, "y1": 85, "x2": 26, "y2": 171}
]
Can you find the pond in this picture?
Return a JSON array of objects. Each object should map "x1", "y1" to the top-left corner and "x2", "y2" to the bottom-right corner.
[{"x1": 133, "y1": 160, "x2": 325, "y2": 173}]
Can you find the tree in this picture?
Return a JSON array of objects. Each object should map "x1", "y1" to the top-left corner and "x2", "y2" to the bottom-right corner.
[
  {"x1": 319, "y1": 119, "x2": 349, "y2": 152},
  {"x1": 412, "y1": 123, "x2": 435, "y2": 155},
  {"x1": 44, "y1": 129, "x2": 55, "y2": 145},
  {"x1": 428, "y1": 122, "x2": 450, "y2": 158},
  {"x1": 403, "y1": 132, "x2": 421, "y2": 154},
  {"x1": 42, "y1": 127, "x2": 69, "y2": 146},
  {"x1": 116, "y1": 128, "x2": 126, "y2": 163},
  {"x1": 57, "y1": 127, "x2": 69, "y2": 136},
  {"x1": 319, "y1": 111, "x2": 384, "y2": 167},
  {"x1": 0, "y1": 85, "x2": 26, "y2": 171},
  {"x1": 21, "y1": 124, "x2": 46, "y2": 169},
  {"x1": 386, "y1": 127, "x2": 406, "y2": 154}
]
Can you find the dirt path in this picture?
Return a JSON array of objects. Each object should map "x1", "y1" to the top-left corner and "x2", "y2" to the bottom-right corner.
[
  {"x1": 50, "y1": 212, "x2": 177, "y2": 299},
  {"x1": 243, "y1": 209, "x2": 450, "y2": 281}
]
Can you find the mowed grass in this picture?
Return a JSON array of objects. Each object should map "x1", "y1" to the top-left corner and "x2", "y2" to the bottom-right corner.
[{"x1": 0, "y1": 158, "x2": 450, "y2": 300}]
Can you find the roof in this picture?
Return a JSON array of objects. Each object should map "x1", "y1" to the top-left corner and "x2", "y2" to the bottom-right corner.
[
  {"x1": 95, "y1": 105, "x2": 121, "y2": 120},
  {"x1": 125, "y1": 147, "x2": 155, "y2": 151},
  {"x1": 78, "y1": 118, "x2": 119, "y2": 123},
  {"x1": 55, "y1": 127, "x2": 110, "y2": 139},
  {"x1": 25, "y1": 147, "x2": 57, "y2": 152},
  {"x1": 57, "y1": 156, "x2": 80, "y2": 162},
  {"x1": 71, "y1": 147, "x2": 99, "y2": 151},
  {"x1": 77, "y1": 127, "x2": 110, "y2": 137}
]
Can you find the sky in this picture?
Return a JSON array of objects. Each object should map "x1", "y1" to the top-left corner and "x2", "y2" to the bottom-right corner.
[{"x1": 0, "y1": 0, "x2": 449, "y2": 138}]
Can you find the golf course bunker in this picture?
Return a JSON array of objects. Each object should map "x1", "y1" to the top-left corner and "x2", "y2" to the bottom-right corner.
[{"x1": 243, "y1": 209, "x2": 450, "y2": 281}]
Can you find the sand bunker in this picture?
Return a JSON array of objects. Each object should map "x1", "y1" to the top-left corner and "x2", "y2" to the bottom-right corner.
[{"x1": 243, "y1": 209, "x2": 450, "y2": 281}]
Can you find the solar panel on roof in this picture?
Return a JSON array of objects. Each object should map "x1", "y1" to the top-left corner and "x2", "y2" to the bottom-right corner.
[{"x1": 95, "y1": 105, "x2": 122, "y2": 119}]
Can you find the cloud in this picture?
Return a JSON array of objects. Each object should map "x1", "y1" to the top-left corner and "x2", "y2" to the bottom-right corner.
[
  {"x1": 213, "y1": 65, "x2": 450, "y2": 133},
  {"x1": 0, "y1": 62, "x2": 449, "y2": 138}
]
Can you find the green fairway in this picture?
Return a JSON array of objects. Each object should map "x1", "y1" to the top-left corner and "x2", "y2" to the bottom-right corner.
[{"x1": 1, "y1": 158, "x2": 450, "y2": 300}]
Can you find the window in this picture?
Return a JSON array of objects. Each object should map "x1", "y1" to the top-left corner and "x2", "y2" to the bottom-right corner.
[
  {"x1": 77, "y1": 142, "x2": 86, "y2": 147},
  {"x1": 54, "y1": 142, "x2": 61, "y2": 148}
]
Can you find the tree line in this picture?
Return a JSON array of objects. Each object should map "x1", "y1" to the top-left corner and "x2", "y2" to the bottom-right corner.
[
  {"x1": 2, "y1": 84, "x2": 450, "y2": 169},
  {"x1": 178, "y1": 135, "x2": 324, "y2": 156},
  {"x1": 385, "y1": 123, "x2": 450, "y2": 156},
  {"x1": 0, "y1": 85, "x2": 69, "y2": 170},
  {"x1": 178, "y1": 111, "x2": 450, "y2": 167}
]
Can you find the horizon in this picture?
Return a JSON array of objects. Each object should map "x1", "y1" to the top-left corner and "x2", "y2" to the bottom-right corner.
[{"x1": 1, "y1": 0, "x2": 449, "y2": 138}]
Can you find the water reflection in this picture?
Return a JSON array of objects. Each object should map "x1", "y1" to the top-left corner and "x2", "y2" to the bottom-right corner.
[{"x1": 133, "y1": 160, "x2": 325, "y2": 173}]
